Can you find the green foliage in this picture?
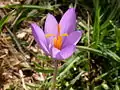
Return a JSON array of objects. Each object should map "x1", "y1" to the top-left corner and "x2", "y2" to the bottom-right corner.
[
  {"x1": 93, "y1": 0, "x2": 100, "y2": 47},
  {"x1": 0, "y1": 11, "x2": 13, "y2": 32}
]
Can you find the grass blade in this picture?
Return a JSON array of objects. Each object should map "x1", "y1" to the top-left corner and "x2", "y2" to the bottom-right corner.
[{"x1": 93, "y1": 0, "x2": 100, "y2": 47}]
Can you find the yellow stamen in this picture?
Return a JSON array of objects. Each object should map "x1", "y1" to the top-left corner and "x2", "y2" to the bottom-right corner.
[
  {"x1": 45, "y1": 34, "x2": 55, "y2": 38},
  {"x1": 61, "y1": 33, "x2": 68, "y2": 36}
]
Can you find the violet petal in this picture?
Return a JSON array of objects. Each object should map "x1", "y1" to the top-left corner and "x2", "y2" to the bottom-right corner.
[
  {"x1": 51, "y1": 47, "x2": 60, "y2": 59},
  {"x1": 31, "y1": 23, "x2": 49, "y2": 55},
  {"x1": 45, "y1": 13, "x2": 58, "y2": 35},
  {"x1": 56, "y1": 45, "x2": 76, "y2": 60},
  {"x1": 62, "y1": 31, "x2": 83, "y2": 48},
  {"x1": 45, "y1": 13, "x2": 58, "y2": 46},
  {"x1": 59, "y1": 8, "x2": 76, "y2": 34}
]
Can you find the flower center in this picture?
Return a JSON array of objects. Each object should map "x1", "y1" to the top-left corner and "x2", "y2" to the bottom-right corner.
[{"x1": 45, "y1": 24, "x2": 68, "y2": 50}]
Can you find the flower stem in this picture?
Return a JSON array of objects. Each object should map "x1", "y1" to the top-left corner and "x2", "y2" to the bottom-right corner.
[{"x1": 51, "y1": 60, "x2": 58, "y2": 90}]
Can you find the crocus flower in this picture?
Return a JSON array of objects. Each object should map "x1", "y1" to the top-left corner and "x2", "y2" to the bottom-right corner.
[{"x1": 31, "y1": 8, "x2": 82, "y2": 60}]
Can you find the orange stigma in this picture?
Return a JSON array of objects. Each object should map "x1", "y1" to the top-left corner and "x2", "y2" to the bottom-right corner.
[
  {"x1": 54, "y1": 36, "x2": 62, "y2": 50},
  {"x1": 53, "y1": 24, "x2": 62, "y2": 49},
  {"x1": 58, "y1": 24, "x2": 61, "y2": 35}
]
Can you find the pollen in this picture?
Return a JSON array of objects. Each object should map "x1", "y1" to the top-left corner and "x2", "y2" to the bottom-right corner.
[
  {"x1": 45, "y1": 34, "x2": 55, "y2": 38},
  {"x1": 61, "y1": 33, "x2": 68, "y2": 36}
]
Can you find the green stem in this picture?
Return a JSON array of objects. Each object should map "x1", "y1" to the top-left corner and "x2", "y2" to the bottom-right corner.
[{"x1": 51, "y1": 60, "x2": 58, "y2": 90}]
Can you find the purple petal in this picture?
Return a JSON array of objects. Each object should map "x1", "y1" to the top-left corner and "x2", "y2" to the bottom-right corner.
[
  {"x1": 62, "y1": 31, "x2": 83, "y2": 48},
  {"x1": 45, "y1": 13, "x2": 58, "y2": 35},
  {"x1": 51, "y1": 47, "x2": 60, "y2": 59},
  {"x1": 59, "y1": 8, "x2": 76, "y2": 34},
  {"x1": 31, "y1": 23, "x2": 49, "y2": 55},
  {"x1": 45, "y1": 13, "x2": 58, "y2": 46},
  {"x1": 38, "y1": 41, "x2": 50, "y2": 55},
  {"x1": 56, "y1": 45, "x2": 76, "y2": 60}
]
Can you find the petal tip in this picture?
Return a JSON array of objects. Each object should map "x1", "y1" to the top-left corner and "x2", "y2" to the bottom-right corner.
[
  {"x1": 78, "y1": 30, "x2": 84, "y2": 34},
  {"x1": 31, "y1": 23, "x2": 37, "y2": 26},
  {"x1": 46, "y1": 13, "x2": 52, "y2": 17},
  {"x1": 30, "y1": 23, "x2": 39, "y2": 30},
  {"x1": 67, "y1": 8, "x2": 76, "y2": 13}
]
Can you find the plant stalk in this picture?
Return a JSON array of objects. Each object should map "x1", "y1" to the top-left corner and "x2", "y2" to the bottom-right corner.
[{"x1": 51, "y1": 60, "x2": 58, "y2": 90}]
